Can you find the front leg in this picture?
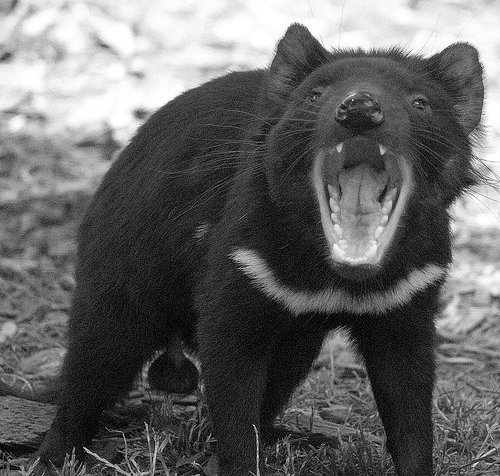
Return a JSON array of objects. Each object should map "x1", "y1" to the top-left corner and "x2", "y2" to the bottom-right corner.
[
  {"x1": 350, "y1": 295, "x2": 437, "y2": 476},
  {"x1": 201, "y1": 336, "x2": 268, "y2": 476},
  {"x1": 197, "y1": 278, "x2": 279, "y2": 476}
]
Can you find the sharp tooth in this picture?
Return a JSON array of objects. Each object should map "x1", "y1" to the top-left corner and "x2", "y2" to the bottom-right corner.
[
  {"x1": 333, "y1": 243, "x2": 346, "y2": 259},
  {"x1": 366, "y1": 243, "x2": 377, "y2": 260},
  {"x1": 331, "y1": 213, "x2": 339, "y2": 223},
  {"x1": 379, "y1": 144, "x2": 387, "y2": 156},
  {"x1": 328, "y1": 184, "x2": 340, "y2": 201},
  {"x1": 335, "y1": 142, "x2": 344, "y2": 153},
  {"x1": 382, "y1": 200, "x2": 393, "y2": 216},
  {"x1": 383, "y1": 187, "x2": 398, "y2": 203},
  {"x1": 329, "y1": 198, "x2": 340, "y2": 213},
  {"x1": 333, "y1": 224, "x2": 343, "y2": 237},
  {"x1": 375, "y1": 226, "x2": 384, "y2": 239}
]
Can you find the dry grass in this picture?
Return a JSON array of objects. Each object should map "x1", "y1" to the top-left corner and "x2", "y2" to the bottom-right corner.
[{"x1": 12, "y1": 372, "x2": 498, "y2": 476}]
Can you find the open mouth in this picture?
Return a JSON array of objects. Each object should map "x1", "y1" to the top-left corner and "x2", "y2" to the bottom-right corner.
[{"x1": 313, "y1": 137, "x2": 413, "y2": 267}]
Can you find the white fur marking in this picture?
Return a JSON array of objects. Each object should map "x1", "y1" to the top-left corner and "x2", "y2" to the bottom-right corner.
[{"x1": 230, "y1": 248, "x2": 447, "y2": 316}]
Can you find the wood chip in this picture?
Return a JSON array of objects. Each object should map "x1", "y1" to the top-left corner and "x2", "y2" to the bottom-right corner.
[{"x1": 0, "y1": 395, "x2": 56, "y2": 447}]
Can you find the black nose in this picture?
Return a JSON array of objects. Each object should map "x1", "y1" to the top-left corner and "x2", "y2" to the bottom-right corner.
[{"x1": 335, "y1": 92, "x2": 384, "y2": 130}]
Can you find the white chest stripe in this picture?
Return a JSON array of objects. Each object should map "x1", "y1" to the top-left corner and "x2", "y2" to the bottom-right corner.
[{"x1": 230, "y1": 248, "x2": 447, "y2": 316}]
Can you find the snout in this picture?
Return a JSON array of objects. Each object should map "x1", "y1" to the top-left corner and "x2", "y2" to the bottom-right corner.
[{"x1": 335, "y1": 92, "x2": 384, "y2": 131}]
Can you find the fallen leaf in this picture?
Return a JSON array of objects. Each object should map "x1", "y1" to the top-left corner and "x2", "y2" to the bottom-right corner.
[
  {"x1": 19, "y1": 347, "x2": 65, "y2": 377},
  {"x1": 0, "y1": 320, "x2": 17, "y2": 343}
]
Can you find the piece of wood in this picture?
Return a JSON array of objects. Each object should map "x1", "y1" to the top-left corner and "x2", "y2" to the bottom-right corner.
[
  {"x1": 281, "y1": 408, "x2": 383, "y2": 445},
  {"x1": 0, "y1": 396, "x2": 56, "y2": 447}
]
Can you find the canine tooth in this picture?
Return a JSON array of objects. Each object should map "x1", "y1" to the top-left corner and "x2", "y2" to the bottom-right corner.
[
  {"x1": 333, "y1": 243, "x2": 346, "y2": 259},
  {"x1": 328, "y1": 184, "x2": 340, "y2": 201},
  {"x1": 379, "y1": 144, "x2": 387, "y2": 156},
  {"x1": 335, "y1": 142, "x2": 344, "y2": 153},
  {"x1": 375, "y1": 226, "x2": 384, "y2": 239},
  {"x1": 333, "y1": 224, "x2": 343, "y2": 237}
]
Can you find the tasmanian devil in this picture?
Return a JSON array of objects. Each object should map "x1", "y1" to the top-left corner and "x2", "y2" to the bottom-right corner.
[{"x1": 35, "y1": 24, "x2": 484, "y2": 476}]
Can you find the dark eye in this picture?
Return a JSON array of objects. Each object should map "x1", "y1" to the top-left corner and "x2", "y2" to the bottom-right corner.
[
  {"x1": 309, "y1": 87, "x2": 325, "y2": 102},
  {"x1": 411, "y1": 94, "x2": 430, "y2": 111}
]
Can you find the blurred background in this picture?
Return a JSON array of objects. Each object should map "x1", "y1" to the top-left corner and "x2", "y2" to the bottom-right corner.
[
  {"x1": 0, "y1": 0, "x2": 499, "y2": 225},
  {"x1": 0, "y1": 0, "x2": 499, "y2": 222}
]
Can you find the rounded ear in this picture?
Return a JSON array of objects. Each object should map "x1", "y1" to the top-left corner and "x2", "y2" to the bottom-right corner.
[
  {"x1": 428, "y1": 43, "x2": 484, "y2": 134},
  {"x1": 267, "y1": 24, "x2": 330, "y2": 106}
]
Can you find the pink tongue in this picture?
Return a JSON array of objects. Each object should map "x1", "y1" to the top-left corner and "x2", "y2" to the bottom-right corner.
[{"x1": 338, "y1": 163, "x2": 389, "y2": 214}]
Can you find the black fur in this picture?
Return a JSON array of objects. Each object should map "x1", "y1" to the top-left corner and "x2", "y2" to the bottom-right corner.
[{"x1": 36, "y1": 24, "x2": 484, "y2": 476}]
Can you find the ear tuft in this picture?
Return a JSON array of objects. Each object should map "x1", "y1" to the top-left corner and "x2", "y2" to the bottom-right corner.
[
  {"x1": 428, "y1": 43, "x2": 484, "y2": 134},
  {"x1": 267, "y1": 24, "x2": 330, "y2": 106}
]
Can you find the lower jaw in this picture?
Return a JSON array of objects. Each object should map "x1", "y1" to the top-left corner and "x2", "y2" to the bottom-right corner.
[
  {"x1": 332, "y1": 260, "x2": 383, "y2": 281},
  {"x1": 312, "y1": 148, "x2": 414, "y2": 274}
]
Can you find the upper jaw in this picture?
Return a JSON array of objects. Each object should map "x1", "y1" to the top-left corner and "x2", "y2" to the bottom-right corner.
[{"x1": 312, "y1": 136, "x2": 413, "y2": 273}]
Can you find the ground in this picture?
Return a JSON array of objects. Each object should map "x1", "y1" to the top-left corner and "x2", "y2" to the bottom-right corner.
[{"x1": 0, "y1": 0, "x2": 500, "y2": 475}]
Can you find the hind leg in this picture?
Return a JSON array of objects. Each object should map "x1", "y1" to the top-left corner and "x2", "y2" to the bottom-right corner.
[{"x1": 37, "y1": 289, "x2": 168, "y2": 467}]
